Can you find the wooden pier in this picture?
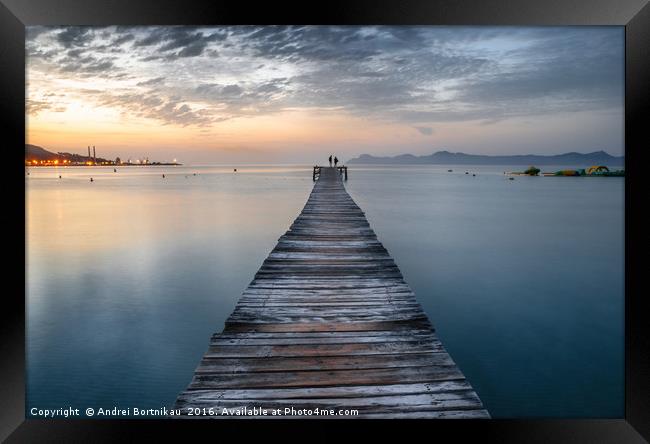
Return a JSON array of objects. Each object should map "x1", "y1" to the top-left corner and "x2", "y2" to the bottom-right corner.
[{"x1": 174, "y1": 167, "x2": 488, "y2": 419}]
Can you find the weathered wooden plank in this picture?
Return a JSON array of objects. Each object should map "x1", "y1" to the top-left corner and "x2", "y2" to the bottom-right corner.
[
  {"x1": 259, "y1": 263, "x2": 399, "y2": 269},
  {"x1": 236, "y1": 301, "x2": 418, "y2": 307},
  {"x1": 209, "y1": 332, "x2": 435, "y2": 346},
  {"x1": 244, "y1": 294, "x2": 414, "y2": 300},
  {"x1": 196, "y1": 353, "x2": 453, "y2": 373},
  {"x1": 237, "y1": 300, "x2": 419, "y2": 306},
  {"x1": 224, "y1": 314, "x2": 430, "y2": 324},
  {"x1": 178, "y1": 380, "x2": 474, "y2": 400},
  {"x1": 178, "y1": 393, "x2": 484, "y2": 413},
  {"x1": 229, "y1": 308, "x2": 425, "y2": 319},
  {"x1": 241, "y1": 288, "x2": 415, "y2": 295},
  {"x1": 246, "y1": 281, "x2": 409, "y2": 288},
  {"x1": 203, "y1": 340, "x2": 443, "y2": 358},
  {"x1": 188, "y1": 365, "x2": 464, "y2": 389},
  {"x1": 223, "y1": 320, "x2": 433, "y2": 333},
  {"x1": 214, "y1": 329, "x2": 434, "y2": 340}
]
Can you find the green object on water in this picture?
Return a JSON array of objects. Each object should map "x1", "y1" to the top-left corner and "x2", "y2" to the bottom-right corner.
[
  {"x1": 524, "y1": 166, "x2": 540, "y2": 176},
  {"x1": 591, "y1": 170, "x2": 625, "y2": 177}
]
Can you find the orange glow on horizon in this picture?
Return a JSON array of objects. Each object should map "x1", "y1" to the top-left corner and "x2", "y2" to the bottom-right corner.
[{"x1": 27, "y1": 107, "x2": 421, "y2": 158}]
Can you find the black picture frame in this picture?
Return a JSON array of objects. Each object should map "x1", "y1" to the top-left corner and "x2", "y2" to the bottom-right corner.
[{"x1": 2, "y1": 0, "x2": 648, "y2": 441}]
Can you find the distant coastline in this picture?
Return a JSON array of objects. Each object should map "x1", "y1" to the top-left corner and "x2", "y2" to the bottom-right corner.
[
  {"x1": 25, "y1": 144, "x2": 181, "y2": 166},
  {"x1": 347, "y1": 150, "x2": 624, "y2": 166}
]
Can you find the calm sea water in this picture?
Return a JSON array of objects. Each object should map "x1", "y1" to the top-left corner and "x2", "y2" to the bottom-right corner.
[{"x1": 26, "y1": 164, "x2": 624, "y2": 418}]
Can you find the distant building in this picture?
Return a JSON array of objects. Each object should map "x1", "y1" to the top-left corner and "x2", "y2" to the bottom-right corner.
[{"x1": 115, "y1": 157, "x2": 121, "y2": 164}]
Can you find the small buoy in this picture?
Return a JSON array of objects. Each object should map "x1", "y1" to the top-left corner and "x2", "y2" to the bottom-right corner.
[
  {"x1": 472, "y1": 174, "x2": 476, "y2": 177},
  {"x1": 114, "y1": 168, "x2": 117, "y2": 172},
  {"x1": 448, "y1": 169, "x2": 452, "y2": 172},
  {"x1": 465, "y1": 171, "x2": 469, "y2": 174},
  {"x1": 90, "y1": 177, "x2": 94, "y2": 182},
  {"x1": 162, "y1": 174, "x2": 165, "y2": 178},
  {"x1": 193, "y1": 173, "x2": 196, "y2": 176},
  {"x1": 509, "y1": 177, "x2": 514, "y2": 181},
  {"x1": 59, "y1": 175, "x2": 62, "y2": 179},
  {"x1": 234, "y1": 168, "x2": 237, "y2": 172}
]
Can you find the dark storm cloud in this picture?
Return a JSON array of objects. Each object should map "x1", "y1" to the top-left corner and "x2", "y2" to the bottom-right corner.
[
  {"x1": 233, "y1": 26, "x2": 381, "y2": 62},
  {"x1": 176, "y1": 42, "x2": 206, "y2": 57},
  {"x1": 58, "y1": 53, "x2": 116, "y2": 75},
  {"x1": 112, "y1": 33, "x2": 135, "y2": 45},
  {"x1": 221, "y1": 84, "x2": 243, "y2": 96},
  {"x1": 195, "y1": 78, "x2": 289, "y2": 97},
  {"x1": 56, "y1": 27, "x2": 94, "y2": 48},
  {"x1": 133, "y1": 27, "x2": 227, "y2": 59},
  {"x1": 158, "y1": 30, "x2": 206, "y2": 51},
  {"x1": 133, "y1": 28, "x2": 167, "y2": 46}
]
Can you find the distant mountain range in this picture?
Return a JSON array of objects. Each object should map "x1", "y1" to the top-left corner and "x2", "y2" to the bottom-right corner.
[{"x1": 347, "y1": 150, "x2": 624, "y2": 166}]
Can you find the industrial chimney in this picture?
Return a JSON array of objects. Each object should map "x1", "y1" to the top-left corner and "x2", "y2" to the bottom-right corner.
[
  {"x1": 87, "y1": 146, "x2": 91, "y2": 158},
  {"x1": 93, "y1": 146, "x2": 96, "y2": 164}
]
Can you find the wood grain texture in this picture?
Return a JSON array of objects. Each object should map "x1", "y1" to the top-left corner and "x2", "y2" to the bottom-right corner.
[{"x1": 174, "y1": 167, "x2": 489, "y2": 419}]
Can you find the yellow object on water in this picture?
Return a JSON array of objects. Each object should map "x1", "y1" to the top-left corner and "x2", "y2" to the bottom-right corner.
[{"x1": 586, "y1": 165, "x2": 609, "y2": 175}]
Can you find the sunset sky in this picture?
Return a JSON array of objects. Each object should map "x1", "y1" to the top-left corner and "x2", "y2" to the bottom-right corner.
[{"x1": 26, "y1": 26, "x2": 624, "y2": 164}]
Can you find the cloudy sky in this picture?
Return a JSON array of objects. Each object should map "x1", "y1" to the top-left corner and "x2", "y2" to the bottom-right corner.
[{"x1": 26, "y1": 26, "x2": 624, "y2": 163}]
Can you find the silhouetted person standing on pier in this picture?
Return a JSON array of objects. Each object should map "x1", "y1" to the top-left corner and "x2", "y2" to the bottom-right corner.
[
  {"x1": 334, "y1": 156, "x2": 339, "y2": 167},
  {"x1": 329, "y1": 155, "x2": 332, "y2": 167}
]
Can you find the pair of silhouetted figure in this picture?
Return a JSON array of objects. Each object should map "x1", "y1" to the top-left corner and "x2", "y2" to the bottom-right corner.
[{"x1": 328, "y1": 155, "x2": 339, "y2": 167}]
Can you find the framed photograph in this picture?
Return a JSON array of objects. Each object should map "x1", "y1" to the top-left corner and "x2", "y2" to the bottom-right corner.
[{"x1": 2, "y1": 0, "x2": 648, "y2": 441}]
